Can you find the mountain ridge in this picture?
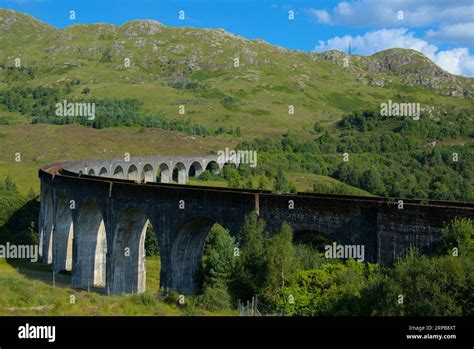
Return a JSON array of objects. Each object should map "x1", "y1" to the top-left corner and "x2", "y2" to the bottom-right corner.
[{"x1": 0, "y1": 9, "x2": 469, "y2": 80}]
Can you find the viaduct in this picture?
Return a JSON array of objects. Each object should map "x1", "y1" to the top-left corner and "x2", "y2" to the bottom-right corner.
[{"x1": 38, "y1": 155, "x2": 474, "y2": 295}]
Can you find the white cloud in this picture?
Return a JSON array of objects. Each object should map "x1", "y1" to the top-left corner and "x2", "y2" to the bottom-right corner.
[
  {"x1": 309, "y1": 0, "x2": 474, "y2": 28},
  {"x1": 314, "y1": 28, "x2": 474, "y2": 77},
  {"x1": 426, "y1": 23, "x2": 474, "y2": 46},
  {"x1": 307, "y1": 9, "x2": 331, "y2": 24}
]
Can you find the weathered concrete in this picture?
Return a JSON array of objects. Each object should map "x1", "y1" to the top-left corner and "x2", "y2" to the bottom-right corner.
[
  {"x1": 71, "y1": 201, "x2": 107, "y2": 289},
  {"x1": 111, "y1": 208, "x2": 148, "y2": 294},
  {"x1": 39, "y1": 157, "x2": 474, "y2": 296},
  {"x1": 52, "y1": 196, "x2": 73, "y2": 271}
]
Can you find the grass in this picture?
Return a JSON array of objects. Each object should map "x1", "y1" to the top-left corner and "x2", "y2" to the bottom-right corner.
[
  {"x1": 187, "y1": 179, "x2": 228, "y2": 188},
  {"x1": 0, "y1": 257, "x2": 237, "y2": 316},
  {"x1": 0, "y1": 123, "x2": 237, "y2": 195},
  {"x1": 289, "y1": 172, "x2": 373, "y2": 196}
]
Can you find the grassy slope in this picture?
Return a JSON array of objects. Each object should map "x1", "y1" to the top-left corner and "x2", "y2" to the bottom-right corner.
[
  {"x1": 0, "y1": 258, "x2": 236, "y2": 316},
  {"x1": 289, "y1": 172, "x2": 373, "y2": 196},
  {"x1": 0, "y1": 119, "x2": 373, "y2": 196},
  {"x1": 1, "y1": 9, "x2": 472, "y2": 139},
  {"x1": 0, "y1": 123, "x2": 236, "y2": 194}
]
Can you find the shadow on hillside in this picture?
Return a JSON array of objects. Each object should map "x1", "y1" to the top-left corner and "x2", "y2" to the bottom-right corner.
[
  {"x1": 0, "y1": 197, "x2": 39, "y2": 245},
  {"x1": 6, "y1": 259, "x2": 107, "y2": 295},
  {"x1": 1, "y1": 198, "x2": 105, "y2": 294}
]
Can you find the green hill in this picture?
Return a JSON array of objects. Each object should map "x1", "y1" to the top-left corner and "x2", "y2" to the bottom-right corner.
[
  {"x1": 0, "y1": 9, "x2": 472, "y2": 201},
  {"x1": 0, "y1": 9, "x2": 472, "y2": 138}
]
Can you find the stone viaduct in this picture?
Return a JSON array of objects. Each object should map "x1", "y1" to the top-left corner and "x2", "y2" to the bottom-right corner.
[{"x1": 38, "y1": 155, "x2": 474, "y2": 295}]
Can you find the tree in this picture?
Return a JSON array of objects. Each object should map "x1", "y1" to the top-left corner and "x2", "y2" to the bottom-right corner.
[
  {"x1": 362, "y1": 169, "x2": 385, "y2": 195},
  {"x1": 232, "y1": 212, "x2": 267, "y2": 300},
  {"x1": 223, "y1": 165, "x2": 241, "y2": 188},
  {"x1": 364, "y1": 249, "x2": 470, "y2": 316},
  {"x1": 202, "y1": 225, "x2": 236, "y2": 288},
  {"x1": 313, "y1": 121, "x2": 324, "y2": 134},
  {"x1": 274, "y1": 167, "x2": 289, "y2": 193},
  {"x1": 198, "y1": 225, "x2": 236, "y2": 311},
  {"x1": 263, "y1": 222, "x2": 297, "y2": 300},
  {"x1": 440, "y1": 217, "x2": 473, "y2": 256}
]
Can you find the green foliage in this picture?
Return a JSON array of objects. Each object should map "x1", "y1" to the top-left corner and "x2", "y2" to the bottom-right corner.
[
  {"x1": 0, "y1": 84, "x2": 214, "y2": 134},
  {"x1": 0, "y1": 117, "x2": 11, "y2": 125},
  {"x1": 197, "y1": 170, "x2": 221, "y2": 181},
  {"x1": 202, "y1": 225, "x2": 236, "y2": 288},
  {"x1": 338, "y1": 109, "x2": 386, "y2": 132},
  {"x1": 440, "y1": 217, "x2": 474, "y2": 256},
  {"x1": 263, "y1": 222, "x2": 297, "y2": 300},
  {"x1": 232, "y1": 212, "x2": 267, "y2": 300},
  {"x1": 312, "y1": 182, "x2": 365, "y2": 196},
  {"x1": 132, "y1": 291, "x2": 157, "y2": 307},
  {"x1": 237, "y1": 113, "x2": 474, "y2": 201},
  {"x1": 165, "y1": 76, "x2": 203, "y2": 90},
  {"x1": 196, "y1": 285, "x2": 233, "y2": 311},
  {"x1": 275, "y1": 259, "x2": 378, "y2": 316},
  {"x1": 295, "y1": 244, "x2": 324, "y2": 270},
  {"x1": 313, "y1": 121, "x2": 324, "y2": 134},
  {"x1": 363, "y1": 249, "x2": 473, "y2": 316},
  {"x1": 222, "y1": 164, "x2": 242, "y2": 188},
  {"x1": 0, "y1": 85, "x2": 136, "y2": 127},
  {"x1": 228, "y1": 216, "x2": 474, "y2": 316},
  {"x1": 220, "y1": 96, "x2": 240, "y2": 111},
  {"x1": 145, "y1": 225, "x2": 160, "y2": 257},
  {"x1": 274, "y1": 167, "x2": 290, "y2": 193},
  {"x1": 0, "y1": 177, "x2": 38, "y2": 245},
  {"x1": 198, "y1": 225, "x2": 237, "y2": 311},
  {"x1": 3, "y1": 66, "x2": 35, "y2": 82},
  {"x1": 100, "y1": 48, "x2": 113, "y2": 63},
  {"x1": 1, "y1": 176, "x2": 18, "y2": 194},
  {"x1": 0, "y1": 192, "x2": 24, "y2": 229},
  {"x1": 143, "y1": 115, "x2": 209, "y2": 136}
]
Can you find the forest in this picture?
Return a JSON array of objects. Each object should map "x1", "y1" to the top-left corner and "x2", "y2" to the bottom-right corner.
[
  {"x1": 0, "y1": 85, "x2": 210, "y2": 136},
  {"x1": 177, "y1": 213, "x2": 474, "y2": 315},
  {"x1": 208, "y1": 107, "x2": 474, "y2": 201}
]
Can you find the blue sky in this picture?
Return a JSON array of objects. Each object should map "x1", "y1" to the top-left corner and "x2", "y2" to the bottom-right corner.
[{"x1": 2, "y1": 0, "x2": 474, "y2": 76}]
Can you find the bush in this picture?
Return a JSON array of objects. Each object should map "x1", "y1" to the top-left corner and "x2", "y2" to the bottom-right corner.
[
  {"x1": 197, "y1": 285, "x2": 233, "y2": 311},
  {"x1": 132, "y1": 292, "x2": 157, "y2": 307},
  {"x1": 363, "y1": 250, "x2": 472, "y2": 316},
  {"x1": 439, "y1": 217, "x2": 474, "y2": 256}
]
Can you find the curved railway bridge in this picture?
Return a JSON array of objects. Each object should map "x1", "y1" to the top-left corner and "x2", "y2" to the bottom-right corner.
[{"x1": 38, "y1": 155, "x2": 474, "y2": 295}]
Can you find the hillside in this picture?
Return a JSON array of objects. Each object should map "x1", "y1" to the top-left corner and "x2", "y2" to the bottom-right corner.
[
  {"x1": 0, "y1": 9, "x2": 472, "y2": 202},
  {"x1": 0, "y1": 9, "x2": 473, "y2": 138}
]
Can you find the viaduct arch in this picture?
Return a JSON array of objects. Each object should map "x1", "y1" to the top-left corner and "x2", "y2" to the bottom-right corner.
[{"x1": 38, "y1": 155, "x2": 474, "y2": 295}]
